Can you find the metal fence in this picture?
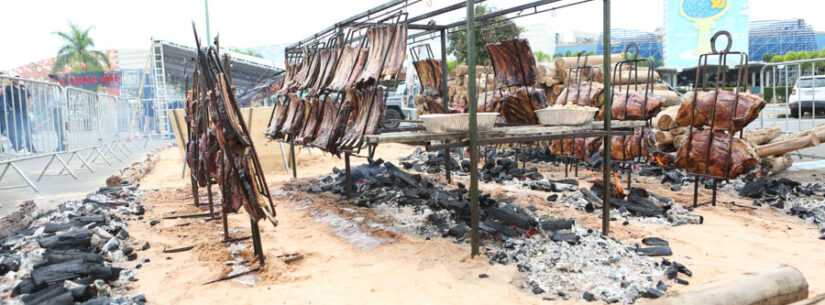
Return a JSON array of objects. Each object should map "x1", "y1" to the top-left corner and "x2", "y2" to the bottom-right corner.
[
  {"x1": 757, "y1": 58, "x2": 825, "y2": 133},
  {"x1": 0, "y1": 75, "x2": 156, "y2": 192}
]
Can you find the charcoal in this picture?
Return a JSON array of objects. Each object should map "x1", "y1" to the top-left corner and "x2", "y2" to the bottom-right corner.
[
  {"x1": 540, "y1": 218, "x2": 574, "y2": 232},
  {"x1": 641, "y1": 287, "x2": 665, "y2": 299},
  {"x1": 133, "y1": 294, "x2": 147, "y2": 304},
  {"x1": 642, "y1": 237, "x2": 669, "y2": 247},
  {"x1": 478, "y1": 273, "x2": 489, "y2": 279},
  {"x1": 480, "y1": 221, "x2": 520, "y2": 237},
  {"x1": 42, "y1": 250, "x2": 104, "y2": 265},
  {"x1": 31, "y1": 260, "x2": 122, "y2": 286},
  {"x1": 635, "y1": 246, "x2": 672, "y2": 257},
  {"x1": 446, "y1": 223, "x2": 469, "y2": 238},
  {"x1": 546, "y1": 194, "x2": 558, "y2": 202},
  {"x1": 38, "y1": 229, "x2": 92, "y2": 250},
  {"x1": 80, "y1": 297, "x2": 112, "y2": 305},
  {"x1": 13, "y1": 278, "x2": 45, "y2": 296},
  {"x1": 65, "y1": 281, "x2": 94, "y2": 302},
  {"x1": 662, "y1": 170, "x2": 684, "y2": 185},
  {"x1": 638, "y1": 166, "x2": 663, "y2": 176},
  {"x1": 551, "y1": 231, "x2": 580, "y2": 245},
  {"x1": 674, "y1": 278, "x2": 690, "y2": 285},
  {"x1": 486, "y1": 205, "x2": 538, "y2": 230},
  {"x1": 22, "y1": 287, "x2": 74, "y2": 305},
  {"x1": 0, "y1": 254, "x2": 20, "y2": 275},
  {"x1": 43, "y1": 222, "x2": 82, "y2": 234},
  {"x1": 582, "y1": 291, "x2": 596, "y2": 302}
]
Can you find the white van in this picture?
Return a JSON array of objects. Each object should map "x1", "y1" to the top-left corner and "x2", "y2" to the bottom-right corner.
[{"x1": 789, "y1": 75, "x2": 825, "y2": 118}]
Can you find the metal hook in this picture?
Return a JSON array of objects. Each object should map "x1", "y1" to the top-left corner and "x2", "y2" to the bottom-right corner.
[
  {"x1": 711, "y1": 31, "x2": 732, "y2": 54},
  {"x1": 623, "y1": 42, "x2": 640, "y2": 61}
]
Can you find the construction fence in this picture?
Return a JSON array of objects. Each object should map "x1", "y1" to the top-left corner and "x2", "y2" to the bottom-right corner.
[{"x1": 0, "y1": 75, "x2": 160, "y2": 192}]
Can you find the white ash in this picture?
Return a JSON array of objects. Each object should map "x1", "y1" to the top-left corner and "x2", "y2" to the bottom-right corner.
[{"x1": 485, "y1": 227, "x2": 668, "y2": 304}]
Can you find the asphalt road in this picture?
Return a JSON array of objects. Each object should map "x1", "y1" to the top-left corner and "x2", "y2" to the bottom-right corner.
[{"x1": 0, "y1": 139, "x2": 168, "y2": 217}]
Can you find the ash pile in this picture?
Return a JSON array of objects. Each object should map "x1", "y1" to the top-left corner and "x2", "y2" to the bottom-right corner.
[
  {"x1": 546, "y1": 177, "x2": 702, "y2": 226},
  {"x1": 0, "y1": 182, "x2": 148, "y2": 305},
  {"x1": 400, "y1": 148, "x2": 549, "y2": 183},
  {"x1": 736, "y1": 176, "x2": 825, "y2": 239},
  {"x1": 308, "y1": 160, "x2": 687, "y2": 303}
]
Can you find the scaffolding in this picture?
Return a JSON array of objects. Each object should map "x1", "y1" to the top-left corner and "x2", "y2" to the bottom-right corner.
[{"x1": 749, "y1": 19, "x2": 818, "y2": 62}]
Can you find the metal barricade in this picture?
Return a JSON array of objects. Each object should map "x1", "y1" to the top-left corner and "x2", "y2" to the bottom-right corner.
[
  {"x1": 1, "y1": 76, "x2": 66, "y2": 156},
  {"x1": 758, "y1": 58, "x2": 825, "y2": 133},
  {"x1": 1, "y1": 75, "x2": 161, "y2": 193}
]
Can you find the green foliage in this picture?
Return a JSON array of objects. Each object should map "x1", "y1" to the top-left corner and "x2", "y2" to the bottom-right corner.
[
  {"x1": 448, "y1": 5, "x2": 522, "y2": 65},
  {"x1": 763, "y1": 86, "x2": 790, "y2": 103},
  {"x1": 447, "y1": 60, "x2": 460, "y2": 74},
  {"x1": 52, "y1": 23, "x2": 110, "y2": 73},
  {"x1": 229, "y1": 48, "x2": 264, "y2": 58},
  {"x1": 767, "y1": 49, "x2": 825, "y2": 63},
  {"x1": 534, "y1": 51, "x2": 553, "y2": 63}
]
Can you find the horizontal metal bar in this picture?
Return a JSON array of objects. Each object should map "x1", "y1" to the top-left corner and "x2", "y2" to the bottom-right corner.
[
  {"x1": 287, "y1": 0, "x2": 411, "y2": 50},
  {"x1": 425, "y1": 129, "x2": 634, "y2": 151}
]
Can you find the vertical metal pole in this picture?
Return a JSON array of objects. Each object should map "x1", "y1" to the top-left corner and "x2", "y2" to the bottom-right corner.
[
  {"x1": 601, "y1": 0, "x2": 612, "y2": 236},
  {"x1": 250, "y1": 218, "x2": 265, "y2": 265},
  {"x1": 191, "y1": 175, "x2": 200, "y2": 207},
  {"x1": 290, "y1": 140, "x2": 297, "y2": 179},
  {"x1": 204, "y1": 0, "x2": 212, "y2": 44},
  {"x1": 811, "y1": 62, "x2": 816, "y2": 128},
  {"x1": 345, "y1": 152, "x2": 353, "y2": 199},
  {"x1": 466, "y1": 0, "x2": 481, "y2": 257},
  {"x1": 207, "y1": 181, "x2": 215, "y2": 219},
  {"x1": 692, "y1": 178, "x2": 700, "y2": 208},
  {"x1": 441, "y1": 28, "x2": 452, "y2": 184}
]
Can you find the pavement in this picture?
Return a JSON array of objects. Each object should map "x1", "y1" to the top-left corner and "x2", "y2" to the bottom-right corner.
[{"x1": 0, "y1": 138, "x2": 170, "y2": 218}]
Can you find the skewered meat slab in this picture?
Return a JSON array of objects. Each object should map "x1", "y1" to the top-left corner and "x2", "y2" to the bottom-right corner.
[
  {"x1": 357, "y1": 24, "x2": 407, "y2": 87},
  {"x1": 486, "y1": 39, "x2": 538, "y2": 87},
  {"x1": 310, "y1": 96, "x2": 341, "y2": 152},
  {"x1": 675, "y1": 129, "x2": 759, "y2": 178},
  {"x1": 327, "y1": 47, "x2": 367, "y2": 92},
  {"x1": 338, "y1": 87, "x2": 385, "y2": 150},
  {"x1": 297, "y1": 97, "x2": 323, "y2": 144},
  {"x1": 611, "y1": 90, "x2": 664, "y2": 120},
  {"x1": 265, "y1": 97, "x2": 290, "y2": 139},
  {"x1": 550, "y1": 137, "x2": 602, "y2": 160},
  {"x1": 556, "y1": 82, "x2": 604, "y2": 107},
  {"x1": 278, "y1": 94, "x2": 305, "y2": 140},
  {"x1": 610, "y1": 128, "x2": 655, "y2": 161},
  {"x1": 413, "y1": 59, "x2": 444, "y2": 95},
  {"x1": 676, "y1": 90, "x2": 766, "y2": 131}
]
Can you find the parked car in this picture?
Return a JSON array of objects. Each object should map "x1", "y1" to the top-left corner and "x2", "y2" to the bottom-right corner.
[
  {"x1": 788, "y1": 75, "x2": 825, "y2": 118},
  {"x1": 383, "y1": 85, "x2": 417, "y2": 128}
]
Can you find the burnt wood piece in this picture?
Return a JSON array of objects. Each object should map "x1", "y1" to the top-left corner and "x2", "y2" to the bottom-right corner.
[
  {"x1": 38, "y1": 230, "x2": 92, "y2": 251},
  {"x1": 31, "y1": 260, "x2": 121, "y2": 286}
]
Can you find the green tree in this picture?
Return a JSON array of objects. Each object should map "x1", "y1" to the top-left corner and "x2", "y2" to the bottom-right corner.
[
  {"x1": 447, "y1": 5, "x2": 522, "y2": 65},
  {"x1": 52, "y1": 23, "x2": 110, "y2": 73},
  {"x1": 534, "y1": 50, "x2": 553, "y2": 63}
]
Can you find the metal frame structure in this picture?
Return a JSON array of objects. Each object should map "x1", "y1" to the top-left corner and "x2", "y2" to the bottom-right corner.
[{"x1": 278, "y1": 0, "x2": 615, "y2": 257}]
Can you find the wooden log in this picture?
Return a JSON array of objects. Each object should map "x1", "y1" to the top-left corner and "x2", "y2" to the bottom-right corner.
[
  {"x1": 653, "y1": 106, "x2": 680, "y2": 131},
  {"x1": 762, "y1": 155, "x2": 793, "y2": 176},
  {"x1": 655, "y1": 130, "x2": 676, "y2": 145},
  {"x1": 554, "y1": 54, "x2": 624, "y2": 71},
  {"x1": 757, "y1": 124, "x2": 825, "y2": 157},
  {"x1": 745, "y1": 127, "x2": 782, "y2": 145},
  {"x1": 789, "y1": 294, "x2": 825, "y2": 305},
  {"x1": 648, "y1": 265, "x2": 808, "y2": 305}
]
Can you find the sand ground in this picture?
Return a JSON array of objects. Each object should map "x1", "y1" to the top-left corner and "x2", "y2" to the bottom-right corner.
[{"x1": 126, "y1": 146, "x2": 825, "y2": 305}]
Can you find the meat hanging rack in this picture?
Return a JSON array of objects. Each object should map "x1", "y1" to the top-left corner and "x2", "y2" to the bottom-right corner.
[
  {"x1": 269, "y1": 0, "x2": 620, "y2": 257},
  {"x1": 610, "y1": 44, "x2": 662, "y2": 191},
  {"x1": 183, "y1": 23, "x2": 278, "y2": 264},
  {"x1": 676, "y1": 31, "x2": 761, "y2": 208}
]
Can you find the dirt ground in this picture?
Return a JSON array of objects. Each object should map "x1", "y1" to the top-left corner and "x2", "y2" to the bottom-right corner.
[{"x1": 126, "y1": 146, "x2": 825, "y2": 305}]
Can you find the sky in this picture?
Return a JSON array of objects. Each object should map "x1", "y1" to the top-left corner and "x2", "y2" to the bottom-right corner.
[{"x1": 1, "y1": 0, "x2": 823, "y2": 70}]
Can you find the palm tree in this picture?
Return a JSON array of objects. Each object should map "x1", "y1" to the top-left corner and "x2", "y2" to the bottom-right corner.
[{"x1": 52, "y1": 23, "x2": 110, "y2": 73}]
